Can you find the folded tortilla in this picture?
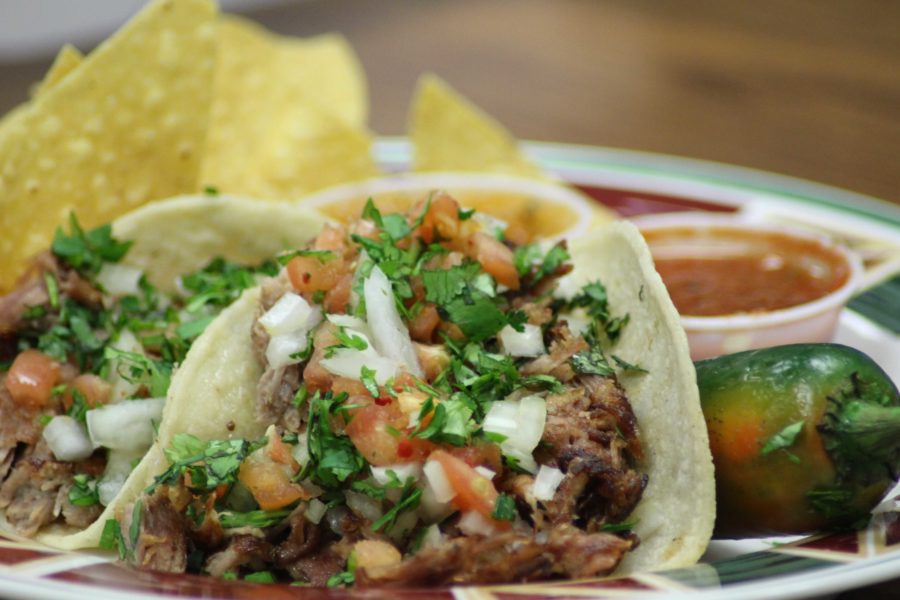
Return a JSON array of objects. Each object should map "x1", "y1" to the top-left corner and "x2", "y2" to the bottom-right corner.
[{"x1": 1, "y1": 195, "x2": 327, "y2": 550}]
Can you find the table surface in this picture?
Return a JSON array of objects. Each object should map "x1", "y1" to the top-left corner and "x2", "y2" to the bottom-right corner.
[
  {"x1": 1, "y1": 1, "x2": 899, "y2": 598},
  {"x1": 1, "y1": 0, "x2": 899, "y2": 208}
]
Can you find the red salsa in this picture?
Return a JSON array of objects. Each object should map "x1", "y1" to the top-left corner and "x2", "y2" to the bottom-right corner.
[{"x1": 644, "y1": 227, "x2": 851, "y2": 316}]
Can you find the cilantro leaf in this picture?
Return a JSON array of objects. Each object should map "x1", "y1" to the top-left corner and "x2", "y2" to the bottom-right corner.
[
  {"x1": 305, "y1": 391, "x2": 366, "y2": 489},
  {"x1": 52, "y1": 213, "x2": 133, "y2": 276},
  {"x1": 371, "y1": 480, "x2": 422, "y2": 533},
  {"x1": 99, "y1": 519, "x2": 127, "y2": 560},
  {"x1": 325, "y1": 327, "x2": 368, "y2": 358},
  {"x1": 360, "y1": 366, "x2": 380, "y2": 398},
  {"x1": 68, "y1": 474, "x2": 100, "y2": 507},
  {"x1": 612, "y1": 355, "x2": 648, "y2": 374},
  {"x1": 104, "y1": 347, "x2": 171, "y2": 398},
  {"x1": 491, "y1": 493, "x2": 517, "y2": 521},
  {"x1": 219, "y1": 509, "x2": 292, "y2": 529},
  {"x1": 571, "y1": 347, "x2": 614, "y2": 377}
]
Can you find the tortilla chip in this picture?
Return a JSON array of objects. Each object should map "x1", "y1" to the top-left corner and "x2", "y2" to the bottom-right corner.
[
  {"x1": 0, "y1": 0, "x2": 217, "y2": 292},
  {"x1": 409, "y1": 74, "x2": 545, "y2": 178},
  {"x1": 35, "y1": 44, "x2": 84, "y2": 96},
  {"x1": 200, "y1": 16, "x2": 377, "y2": 199},
  {"x1": 0, "y1": 45, "x2": 85, "y2": 130}
]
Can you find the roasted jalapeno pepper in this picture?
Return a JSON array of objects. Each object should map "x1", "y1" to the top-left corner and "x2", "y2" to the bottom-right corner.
[{"x1": 695, "y1": 343, "x2": 900, "y2": 538}]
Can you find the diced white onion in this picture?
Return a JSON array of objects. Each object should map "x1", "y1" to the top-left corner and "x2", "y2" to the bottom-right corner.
[
  {"x1": 517, "y1": 395, "x2": 548, "y2": 453},
  {"x1": 86, "y1": 397, "x2": 165, "y2": 451},
  {"x1": 483, "y1": 396, "x2": 546, "y2": 475},
  {"x1": 364, "y1": 266, "x2": 423, "y2": 378},
  {"x1": 345, "y1": 490, "x2": 383, "y2": 522},
  {"x1": 98, "y1": 448, "x2": 144, "y2": 506},
  {"x1": 42, "y1": 416, "x2": 94, "y2": 462},
  {"x1": 96, "y1": 263, "x2": 144, "y2": 297},
  {"x1": 389, "y1": 509, "x2": 419, "y2": 541},
  {"x1": 532, "y1": 465, "x2": 566, "y2": 501},
  {"x1": 326, "y1": 313, "x2": 370, "y2": 334},
  {"x1": 320, "y1": 348, "x2": 399, "y2": 385},
  {"x1": 561, "y1": 308, "x2": 592, "y2": 337},
  {"x1": 266, "y1": 330, "x2": 311, "y2": 370},
  {"x1": 498, "y1": 324, "x2": 545, "y2": 357},
  {"x1": 474, "y1": 466, "x2": 496, "y2": 481},
  {"x1": 504, "y1": 446, "x2": 538, "y2": 474},
  {"x1": 108, "y1": 329, "x2": 143, "y2": 402},
  {"x1": 290, "y1": 433, "x2": 310, "y2": 468},
  {"x1": 306, "y1": 498, "x2": 327, "y2": 524},
  {"x1": 419, "y1": 480, "x2": 455, "y2": 523},
  {"x1": 259, "y1": 293, "x2": 319, "y2": 336},
  {"x1": 458, "y1": 510, "x2": 496, "y2": 537},
  {"x1": 371, "y1": 463, "x2": 422, "y2": 486},
  {"x1": 423, "y1": 459, "x2": 456, "y2": 503},
  {"x1": 421, "y1": 524, "x2": 444, "y2": 550}
]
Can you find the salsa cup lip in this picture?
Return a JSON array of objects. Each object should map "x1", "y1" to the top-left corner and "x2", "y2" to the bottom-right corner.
[
  {"x1": 298, "y1": 171, "x2": 599, "y2": 241},
  {"x1": 632, "y1": 212, "x2": 864, "y2": 332}
]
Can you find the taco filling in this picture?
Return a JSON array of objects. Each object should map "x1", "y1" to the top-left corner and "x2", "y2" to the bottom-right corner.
[
  {"x1": 119, "y1": 194, "x2": 651, "y2": 586},
  {"x1": 0, "y1": 215, "x2": 277, "y2": 538}
]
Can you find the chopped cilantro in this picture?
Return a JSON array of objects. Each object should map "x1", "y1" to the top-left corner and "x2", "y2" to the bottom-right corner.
[
  {"x1": 601, "y1": 520, "x2": 638, "y2": 533},
  {"x1": 222, "y1": 571, "x2": 238, "y2": 581},
  {"x1": 51, "y1": 213, "x2": 133, "y2": 276},
  {"x1": 244, "y1": 571, "x2": 277, "y2": 584},
  {"x1": 276, "y1": 248, "x2": 335, "y2": 266},
  {"x1": 612, "y1": 355, "x2": 648, "y2": 374},
  {"x1": 68, "y1": 474, "x2": 99, "y2": 507},
  {"x1": 66, "y1": 388, "x2": 90, "y2": 423},
  {"x1": 129, "y1": 500, "x2": 143, "y2": 555},
  {"x1": 325, "y1": 327, "x2": 368, "y2": 358},
  {"x1": 104, "y1": 347, "x2": 171, "y2": 398},
  {"x1": 203, "y1": 186, "x2": 220, "y2": 196},
  {"x1": 571, "y1": 347, "x2": 614, "y2": 377},
  {"x1": 219, "y1": 509, "x2": 292, "y2": 529},
  {"x1": 44, "y1": 272, "x2": 60, "y2": 310},
  {"x1": 458, "y1": 207, "x2": 476, "y2": 221},
  {"x1": 292, "y1": 383, "x2": 309, "y2": 409},
  {"x1": 99, "y1": 519, "x2": 127, "y2": 560},
  {"x1": 371, "y1": 480, "x2": 422, "y2": 533},
  {"x1": 326, "y1": 570, "x2": 355, "y2": 587},
  {"x1": 175, "y1": 316, "x2": 214, "y2": 341},
  {"x1": 360, "y1": 366, "x2": 379, "y2": 398},
  {"x1": 180, "y1": 257, "x2": 277, "y2": 313},
  {"x1": 490, "y1": 493, "x2": 517, "y2": 521},
  {"x1": 150, "y1": 433, "x2": 265, "y2": 494},
  {"x1": 304, "y1": 391, "x2": 366, "y2": 489},
  {"x1": 564, "y1": 280, "x2": 630, "y2": 342}
]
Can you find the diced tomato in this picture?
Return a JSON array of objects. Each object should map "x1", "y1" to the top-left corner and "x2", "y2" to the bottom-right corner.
[
  {"x1": 303, "y1": 325, "x2": 340, "y2": 392},
  {"x1": 416, "y1": 193, "x2": 461, "y2": 244},
  {"x1": 63, "y1": 374, "x2": 112, "y2": 411},
  {"x1": 5, "y1": 349, "x2": 61, "y2": 410},
  {"x1": 408, "y1": 303, "x2": 441, "y2": 343},
  {"x1": 447, "y1": 441, "x2": 503, "y2": 474},
  {"x1": 265, "y1": 433, "x2": 298, "y2": 467},
  {"x1": 466, "y1": 232, "x2": 520, "y2": 290},
  {"x1": 286, "y1": 254, "x2": 348, "y2": 299},
  {"x1": 429, "y1": 450, "x2": 507, "y2": 527},
  {"x1": 324, "y1": 272, "x2": 353, "y2": 314},
  {"x1": 331, "y1": 377, "x2": 372, "y2": 400},
  {"x1": 344, "y1": 404, "x2": 433, "y2": 465},
  {"x1": 313, "y1": 224, "x2": 349, "y2": 253},
  {"x1": 238, "y1": 456, "x2": 308, "y2": 510}
]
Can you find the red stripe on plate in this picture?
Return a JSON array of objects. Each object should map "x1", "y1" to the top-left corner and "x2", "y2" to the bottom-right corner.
[{"x1": 576, "y1": 184, "x2": 737, "y2": 217}]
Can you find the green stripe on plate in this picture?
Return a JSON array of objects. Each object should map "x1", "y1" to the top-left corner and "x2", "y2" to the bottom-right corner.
[
  {"x1": 662, "y1": 551, "x2": 836, "y2": 588},
  {"x1": 848, "y1": 275, "x2": 900, "y2": 335}
]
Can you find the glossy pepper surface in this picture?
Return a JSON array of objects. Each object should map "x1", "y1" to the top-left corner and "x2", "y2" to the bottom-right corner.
[{"x1": 695, "y1": 343, "x2": 900, "y2": 537}]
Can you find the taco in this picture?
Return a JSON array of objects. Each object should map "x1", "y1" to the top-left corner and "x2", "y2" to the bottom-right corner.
[
  {"x1": 110, "y1": 192, "x2": 714, "y2": 584},
  {"x1": 0, "y1": 195, "x2": 326, "y2": 550}
]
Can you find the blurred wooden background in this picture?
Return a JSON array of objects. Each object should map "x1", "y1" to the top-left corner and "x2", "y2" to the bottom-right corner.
[{"x1": 2, "y1": 0, "x2": 899, "y2": 208}]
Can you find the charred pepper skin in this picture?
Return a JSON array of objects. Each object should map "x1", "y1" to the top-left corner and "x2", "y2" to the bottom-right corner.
[{"x1": 695, "y1": 343, "x2": 900, "y2": 538}]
